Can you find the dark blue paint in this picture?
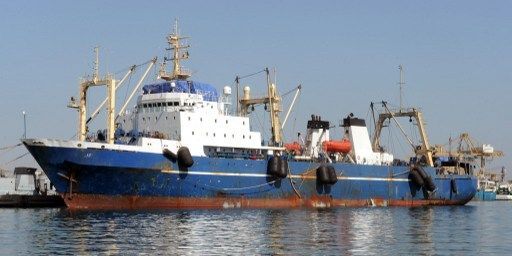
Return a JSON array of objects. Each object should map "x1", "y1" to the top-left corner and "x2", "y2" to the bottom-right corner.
[{"x1": 26, "y1": 144, "x2": 477, "y2": 202}]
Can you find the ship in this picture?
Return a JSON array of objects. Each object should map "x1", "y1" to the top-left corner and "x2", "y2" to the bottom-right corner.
[{"x1": 22, "y1": 22, "x2": 477, "y2": 210}]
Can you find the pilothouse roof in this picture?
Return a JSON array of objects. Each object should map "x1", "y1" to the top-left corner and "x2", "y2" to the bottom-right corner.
[{"x1": 142, "y1": 80, "x2": 219, "y2": 102}]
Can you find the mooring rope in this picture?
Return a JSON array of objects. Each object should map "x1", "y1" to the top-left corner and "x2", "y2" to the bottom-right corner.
[{"x1": 0, "y1": 143, "x2": 22, "y2": 151}]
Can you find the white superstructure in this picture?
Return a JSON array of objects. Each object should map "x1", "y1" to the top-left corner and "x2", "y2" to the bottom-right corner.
[
  {"x1": 76, "y1": 21, "x2": 276, "y2": 158},
  {"x1": 117, "y1": 83, "x2": 262, "y2": 156}
]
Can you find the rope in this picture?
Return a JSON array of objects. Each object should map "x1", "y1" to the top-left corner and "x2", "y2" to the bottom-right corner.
[
  {"x1": 281, "y1": 86, "x2": 300, "y2": 98},
  {"x1": 288, "y1": 167, "x2": 302, "y2": 198},
  {"x1": 236, "y1": 69, "x2": 266, "y2": 81},
  {"x1": 1, "y1": 152, "x2": 29, "y2": 166},
  {"x1": 0, "y1": 143, "x2": 22, "y2": 151},
  {"x1": 112, "y1": 59, "x2": 153, "y2": 76},
  {"x1": 123, "y1": 72, "x2": 134, "y2": 105}
]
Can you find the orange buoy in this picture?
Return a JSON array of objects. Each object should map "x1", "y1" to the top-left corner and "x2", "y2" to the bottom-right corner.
[
  {"x1": 322, "y1": 139, "x2": 351, "y2": 154},
  {"x1": 284, "y1": 142, "x2": 302, "y2": 155}
]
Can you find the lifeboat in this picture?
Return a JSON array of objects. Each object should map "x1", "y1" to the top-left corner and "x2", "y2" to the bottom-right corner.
[
  {"x1": 322, "y1": 139, "x2": 351, "y2": 154},
  {"x1": 284, "y1": 142, "x2": 302, "y2": 155}
]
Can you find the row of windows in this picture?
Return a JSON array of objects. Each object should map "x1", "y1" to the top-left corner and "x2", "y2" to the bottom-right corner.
[
  {"x1": 138, "y1": 102, "x2": 221, "y2": 109},
  {"x1": 140, "y1": 102, "x2": 197, "y2": 108},
  {"x1": 191, "y1": 131, "x2": 252, "y2": 139},
  {"x1": 207, "y1": 148, "x2": 261, "y2": 154},
  {"x1": 142, "y1": 116, "x2": 177, "y2": 122},
  {"x1": 140, "y1": 115, "x2": 247, "y2": 126}
]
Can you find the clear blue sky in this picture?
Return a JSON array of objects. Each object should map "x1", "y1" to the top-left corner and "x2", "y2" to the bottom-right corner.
[{"x1": 0, "y1": 1, "x2": 510, "y2": 174}]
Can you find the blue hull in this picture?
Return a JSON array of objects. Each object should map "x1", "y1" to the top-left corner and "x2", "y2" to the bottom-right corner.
[
  {"x1": 473, "y1": 190, "x2": 497, "y2": 201},
  {"x1": 24, "y1": 143, "x2": 477, "y2": 209}
]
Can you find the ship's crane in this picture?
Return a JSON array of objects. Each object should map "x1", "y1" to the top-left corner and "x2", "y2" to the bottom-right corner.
[{"x1": 432, "y1": 132, "x2": 504, "y2": 175}]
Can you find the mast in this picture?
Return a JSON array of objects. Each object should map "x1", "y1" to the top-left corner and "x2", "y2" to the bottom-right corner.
[
  {"x1": 238, "y1": 68, "x2": 283, "y2": 146},
  {"x1": 267, "y1": 68, "x2": 283, "y2": 146},
  {"x1": 398, "y1": 64, "x2": 405, "y2": 111},
  {"x1": 76, "y1": 47, "x2": 116, "y2": 144},
  {"x1": 372, "y1": 102, "x2": 434, "y2": 167},
  {"x1": 159, "y1": 19, "x2": 191, "y2": 81}
]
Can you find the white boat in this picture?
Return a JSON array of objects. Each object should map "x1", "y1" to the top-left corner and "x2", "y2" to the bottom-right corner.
[
  {"x1": 0, "y1": 167, "x2": 64, "y2": 207},
  {"x1": 496, "y1": 184, "x2": 512, "y2": 200}
]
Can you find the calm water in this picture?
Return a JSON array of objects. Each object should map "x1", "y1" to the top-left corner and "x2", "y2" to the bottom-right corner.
[{"x1": 0, "y1": 201, "x2": 511, "y2": 255}]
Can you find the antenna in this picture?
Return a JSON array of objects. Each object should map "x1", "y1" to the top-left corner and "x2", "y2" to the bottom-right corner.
[
  {"x1": 159, "y1": 19, "x2": 191, "y2": 80},
  {"x1": 22, "y1": 111, "x2": 27, "y2": 139},
  {"x1": 398, "y1": 64, "x2": 405, "y2": 111},
  {"x1": 93, "y1": 46, "x2": 99, "y2": 82}
]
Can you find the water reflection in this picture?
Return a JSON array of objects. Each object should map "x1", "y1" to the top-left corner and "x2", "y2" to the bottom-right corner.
[{"x1": 0, "y1": 203, "x2": 510, "y2": 255}]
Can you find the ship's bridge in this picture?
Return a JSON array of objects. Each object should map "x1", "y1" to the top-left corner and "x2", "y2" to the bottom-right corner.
[
  {"x1": 142, "y1": 80, "x2": 219, "y2": 101},
  {"x1": 117, "y1": 79, "x2": 262, "y2": 156}
]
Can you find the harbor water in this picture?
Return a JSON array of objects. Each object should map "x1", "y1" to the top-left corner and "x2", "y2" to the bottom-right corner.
[{"x1": 1, "y1": 202, "x2": 511, "y2": 255}]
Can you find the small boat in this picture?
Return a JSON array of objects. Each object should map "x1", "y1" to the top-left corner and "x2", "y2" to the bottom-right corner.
[
  {"x1": 0, "y1": 167, "x2": 65, "y2": 207},
  {"x1": 473, "y1": 179, "x2": 497, "y2": 201},
  {"x1": 496, "y1": 184, "x2": 512, "y2": 200}
]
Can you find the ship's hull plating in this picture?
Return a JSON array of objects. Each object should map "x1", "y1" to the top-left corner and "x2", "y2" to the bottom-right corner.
[
  {"x1": 473, "y1": 190, "x2": 497, "y2": 201},
  {"x1": 24, "y1": 141, "x2": 477, "y2": 210}
]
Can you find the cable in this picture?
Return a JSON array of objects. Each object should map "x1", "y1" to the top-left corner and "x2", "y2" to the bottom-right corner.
[
  {"x1": 236, "y1": 69, "x2": 266, "y2": 81},
  {"x1": 1, "y1": 152, "x2": 29, "y2": 166},
  {"x1": 0, "y1": 143, "x2": 22, "y2": 151}
]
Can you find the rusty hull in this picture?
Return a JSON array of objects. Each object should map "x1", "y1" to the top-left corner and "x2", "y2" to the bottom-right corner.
[{"x1": 62, "y1": 193, "x2": 473, "y2": 211}]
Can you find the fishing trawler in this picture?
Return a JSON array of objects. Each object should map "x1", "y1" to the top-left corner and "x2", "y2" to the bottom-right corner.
[{"x1": 23, "y1": 23, "x2": 477, "y2": 210}]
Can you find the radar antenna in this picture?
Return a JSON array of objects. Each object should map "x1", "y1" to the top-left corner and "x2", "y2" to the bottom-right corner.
[{"x1": 159, "y1": 19, "x2": 191, "y2": 80}]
